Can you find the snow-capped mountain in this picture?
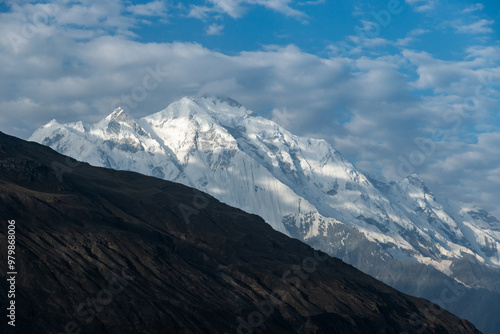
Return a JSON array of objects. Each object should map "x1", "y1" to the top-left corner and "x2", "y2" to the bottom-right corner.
[
  {"x1": 30, "y1": 96, "x2": 500, "y2": 270},
  {"x1": 30, "y1": 97, "x2": 500, "y2": 333}
]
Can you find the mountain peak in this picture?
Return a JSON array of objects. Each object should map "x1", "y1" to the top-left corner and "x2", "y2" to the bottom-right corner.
[
  {"x1": 405, "y1": 173, "x2": 428, "y2": 188},
  {"x1": 406, "y1": 173, "x2": 422, "y2": 182},
  {"x1": 401, "y1": 174, "x2": 435, "y2": 200},
  {"x1": 107, "y1": 107, "x2": 133, "y2": 123},
  {"x1": 110, "y1": 106, "x2": 125, "y2": 115},
  {"x1": 37, "y1": 119, "x2": 61, "y2": 130},
  {"x1": 101, "y1": 107, "x2": 146, "y2": 135},
  {"x1": 210, "y1": 95, "x2": 244, "y2": 108},
  {"x1": 158, "y1": 96, "x2": 255, "y2": 124}
]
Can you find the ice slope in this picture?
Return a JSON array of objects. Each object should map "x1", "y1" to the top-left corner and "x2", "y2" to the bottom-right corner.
[{"x1": 30, "y1": 96, "x2": 500, "y2": 273}]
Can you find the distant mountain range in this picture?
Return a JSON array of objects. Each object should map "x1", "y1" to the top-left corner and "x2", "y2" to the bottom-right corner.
[
  {"x1": 30, "y1": 96, "x2": 500, "y2": 333},
  {"x1": 0, "y1": 130, "x2": 481, "y2": 333}
]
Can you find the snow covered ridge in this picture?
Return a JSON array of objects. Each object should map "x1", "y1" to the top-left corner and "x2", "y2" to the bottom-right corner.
[{"x1": 30, "y1": 97, "x2": 500, "y2": 274}]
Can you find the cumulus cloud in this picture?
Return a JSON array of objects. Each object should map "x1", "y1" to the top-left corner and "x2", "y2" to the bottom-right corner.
[
  {"x1": 424, "y1": 132, "x2": 500, "y2": 216},
  {"x1": 466, "y1": 45, "x2": 500, "y2": 64},
  {"x1": 206, "y1": 23, "x2": 224, "y2": 35},
  {"x1": 126, "y1": 1, "x2": 168, "y2": 17},
  {"x1": 396, "y1": 28, "x2": 430, "y2": 46},
  {"x1": 188, "y1": 5, "x2": 213, "y2": 19},
  {"x1": 253, "y1": 0, "x2": 307, "y2": 18},
  {"x1": 207, "y1": 0, "x2": 246, "y2": 18},
  {"x1": 192, "y1": 0, "x2": 307, "y2": 20},
  {"x1": 405, "y1": 0, "x2": 437, "y2": 12},
  {"x1": 452, "y1": 19, "x2": 494, "y2": 34}
]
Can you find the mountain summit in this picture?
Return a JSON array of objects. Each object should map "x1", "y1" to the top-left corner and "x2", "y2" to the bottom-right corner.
[{"x1": 30, "y1": 96, "x2": 500, "y2": 333}]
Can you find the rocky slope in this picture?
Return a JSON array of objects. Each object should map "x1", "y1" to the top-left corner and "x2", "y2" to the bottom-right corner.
[{"x1": 0, "y1": 131, "x2": 481, "y2": 334}]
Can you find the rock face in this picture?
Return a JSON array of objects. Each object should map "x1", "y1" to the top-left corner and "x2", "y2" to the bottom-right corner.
[
  {"x1": 0, "y1": 131, "x2": 481, "y2": 334},
  {"x1": 29, "y1": 97, "x2": 500, "y2": 333}
]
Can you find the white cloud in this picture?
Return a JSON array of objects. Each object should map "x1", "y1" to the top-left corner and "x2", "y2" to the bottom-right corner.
[
  {"x1": 348, "y1": 35, "x2": 391, "y2": 48},
  {"x1": 425, "y1": 132, "x2": 500, "y2": 217},
  {"x1": 402, "y1": 49, "x2": 500, "y2": 100},
  {"x1": 462, "y1": 3, "x2": 485, "y2": 13},
  {"x1": 206, "y1": 23, "x2": 224, "y2": 35},
  {"x1": 466, "y1": 46, "x2": 500, "y2": 64},
  {"x1": 298, "y1": 0, "x2": 325, "y2": 5},
  {"x1": 208, "y1": 0, "x2": 246, "y2": 18},
  {"x1": 188, "y1": 5, "x2": 213, "y2": 19},
  {"x1": 395, "y1": 37, "x2": 414, "y2": 46},
  {"x1": 196, "y1": 0, "x2": 307, "y2": 20},
  {"x1": 453, "y1": 19, "x2": 494, "y2": 34},
  {"x1": 405, "y1": 0, "x2": 437, "y2": 12},
  {"x1": 126, "y1": 1, "x2": 168, "y2": 17},
  {"x1": 409, "y1": 28, "x2": 430, "y2": 36},
  {"x1": 271, "y1": 106, "x2": 295, "y2": 127},
  {"x1": 395, "y1": 29, "x2": 429, "y2": 46},
  {"x1": 253, "y1": 0, "x2": 307, "y2": 18}
]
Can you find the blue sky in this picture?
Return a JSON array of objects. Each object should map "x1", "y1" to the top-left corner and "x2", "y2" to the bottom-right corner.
[{"x1": 0, "y1": 0, "x2": 499, "y2": 216}]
